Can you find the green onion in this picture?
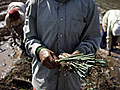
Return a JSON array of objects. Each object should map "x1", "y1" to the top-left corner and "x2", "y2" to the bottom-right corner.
[{"x1": 56, "y1": 53, "x2": 108, "y2": 86}]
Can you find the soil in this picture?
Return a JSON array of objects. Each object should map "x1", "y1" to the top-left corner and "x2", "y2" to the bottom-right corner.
[
  {"x1": 0, "y1": 0, "x2": 120, "y2": 90},
  {"x1": 0, "y1": 54, "x2": 32, "y2": 90}
]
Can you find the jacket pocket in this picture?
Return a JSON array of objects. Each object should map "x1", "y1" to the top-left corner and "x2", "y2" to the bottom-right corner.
[{"x1": 68, "y1": 20, "x2": 86, "y2": 44}]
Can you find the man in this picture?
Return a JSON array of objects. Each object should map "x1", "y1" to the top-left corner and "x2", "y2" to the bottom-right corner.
[
  {"x1": 23, "y1": 0, "x2": 101, "y2": 89},
  {"x1": 5, "y1": 2, "x2": 25, "y2": 48},
  {"x1": 102, "y1": 10, "x2": 120, "y2": 56}
]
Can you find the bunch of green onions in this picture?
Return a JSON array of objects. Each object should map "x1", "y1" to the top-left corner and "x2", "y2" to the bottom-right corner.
[{"x1": 55, "y1": 53, "x2": 108, "y2": 85}]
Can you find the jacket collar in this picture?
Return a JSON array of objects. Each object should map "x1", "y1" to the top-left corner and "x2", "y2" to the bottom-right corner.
[{"x1": 55, "y1": 0, "x2": 70, "y2": 3}]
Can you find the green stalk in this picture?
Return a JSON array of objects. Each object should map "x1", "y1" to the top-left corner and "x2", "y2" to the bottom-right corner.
[
  {"x1": 70, "y1": 63, "x2": 86, "y2": 74},
  {"x1": 56, "y1": 53, "x2": 108, "y2": 86}
]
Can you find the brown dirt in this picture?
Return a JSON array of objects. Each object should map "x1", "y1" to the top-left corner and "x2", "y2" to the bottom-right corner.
[
  {"x1": 0, "y1": 54, "x2": 32, "y2": 90},
  {"x1": 0, "y1": 0, "x2": 120, "y2": 90}
]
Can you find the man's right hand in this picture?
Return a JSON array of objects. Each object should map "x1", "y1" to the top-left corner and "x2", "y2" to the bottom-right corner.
[{"x1": 39, "y1": 48, "x2": 59, "y2": 69}]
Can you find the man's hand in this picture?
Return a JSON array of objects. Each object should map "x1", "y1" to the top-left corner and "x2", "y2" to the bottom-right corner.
[
  {"x1": 72, "y1": 50, "x2": 80, "y2": 55},
  {"x1": 58, "y1": 50, "x2": 80, "y2": 59},
  {"x1": 39, "y1": 48, "x2": 59, "y2": 69},
  {"x1": 58, "y1": 50, "x2": 80, "y2": 72}
]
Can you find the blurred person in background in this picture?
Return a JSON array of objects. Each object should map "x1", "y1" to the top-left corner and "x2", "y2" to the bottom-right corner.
[
  {"x1": 23, "y1": 0, "x2": 101, "y2": 90},
  {"x1": 102, "y1": 10, "x2": 120, "y2": 56},
  {"x1": 5, "y1": 2, "x2": 25, "y2": 49}
]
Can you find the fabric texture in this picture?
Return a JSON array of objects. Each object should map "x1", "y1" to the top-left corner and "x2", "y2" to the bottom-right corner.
[
  {"x1": 112, "y1": 21, "x2": 120, "y2": 36},
  {"x1": 23, "y1": 0, "x2": 101, "y2": 89},
  {"x1": 102, "y1": 10, "x2": 120, "y2": 50},
  {"x1": 100, "y1": 27, "x2": 107, "y2": 49},
  {"x1": 55, "y1": 0, "x2": 70, "y2": 3}
]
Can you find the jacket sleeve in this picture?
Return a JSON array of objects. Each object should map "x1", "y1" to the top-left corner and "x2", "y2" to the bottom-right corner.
[
  {"x1": 23, "y1": 0, "x2": 44, "y2": 57},
  {"x1": 102, "y1": 11, "x2": 109, "y2": 32},
  {"x1": 106, "y1": 23, "x2": 112, "y2": 50},
  {"x1": 102, "y1": 11, "x2": 112, "y2": 50},
  {"x1": 106, "y1": 13, "x2": 112, "y2": 50},
  {"x1": 5, "y1": 14, "x2": 11, "y2": 27},
  {"x1": 75, "y1": 0, "x2": 101, "y2": 54}
]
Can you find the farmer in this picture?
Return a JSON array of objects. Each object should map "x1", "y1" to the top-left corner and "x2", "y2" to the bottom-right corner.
[
  {"x1": 102, "y1": 10, "x2": 120, "y2": 56},
  {"x1": 23, "y1": 0, "x2": 101, "y2": 89},
  {"x1": 5, "y1": 2, "x2": 25, "y2": 49}
]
